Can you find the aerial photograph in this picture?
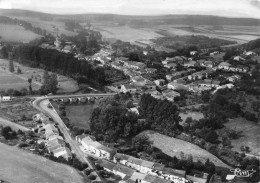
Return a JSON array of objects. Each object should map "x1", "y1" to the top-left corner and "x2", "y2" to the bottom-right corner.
[{"x1": 0, "y1": 0, "x2": 259, "y2": 182}]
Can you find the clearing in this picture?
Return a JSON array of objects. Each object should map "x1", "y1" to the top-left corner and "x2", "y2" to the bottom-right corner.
[
  {"x1": 142, "y1": 130, "x2": 230, "y2": 168},
  {"x1": 225, "y1": 118, "x2": 260, "y2": 157},
  {"x1": 179, "y1": 112, "x2": 204, "y2": 123},
  {"x1": 0, "y1": 23, "x2": 41, "y2": 43},
  {"x1": 66, "y1": 104, "x2": 96, "y2": 129},
  {"x1": 0, "y1": 142, "x2": 84, "y2": 183},
  {"x1": 0, "y1": 59, "x2": 78, "y2": 93}
]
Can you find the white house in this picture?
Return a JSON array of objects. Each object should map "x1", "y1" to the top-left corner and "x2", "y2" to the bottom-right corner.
[
  {"x1": 190, "y1": 51, "x2": 198, "y2": 56},
  {"x1": 0, "y1": 96, "x2": 15, "y2": 102},
  {"x1": 154, "y1": 79, "x2": 166, "y2": 87},
  {"x1": 53, "y1": 147, "x2": 71, "y2": 159},
  {"x1": 78, "y1": 135, "x2": 116, "y2": 160}
]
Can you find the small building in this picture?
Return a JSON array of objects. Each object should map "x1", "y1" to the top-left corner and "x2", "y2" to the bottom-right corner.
[
  {"x1": 145, "y1": 68, "x2": 157, "y2": 74},
  {"x1": 218, "y1": 62, "x2": 232, "y2": 70},
  {"x1": 0, "y1": 96, "x2": 15, "y2": 102},
  {"x1": 184, "y1": 61, "x2": 197, "y2": 68},
  {"x1": 121, "y1": 84, "x2": 137, "y2": 93},
  {"x1": 190, "y1": 51, "x2": 198, "y2": 56},
  {"x1": 154, "y1": 79, "x2": 166, "y2": 87},
  {"x1": 125, "y1": 61, "x2": 146, "y2": 70}
]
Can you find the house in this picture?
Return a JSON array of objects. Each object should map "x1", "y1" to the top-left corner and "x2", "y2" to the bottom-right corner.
[
  {"x1": 129, "y1": 107, "x2": 139, "y2": 115},
  {"x1": 79, "y1": 135, "x2": 116, "y2": 159},
  {"x1": 209, "y1": 51, "x2": 220, "y2": 56},
  {"x1": 114, "y1": 153, "x2": 165, "y2": 174},
  {"x1": 162, "y1": 57, "x2": 177, "y2": 65},
  {"x1": 150, "y1": 91, "x2": 164, "y2": 100},
  {"x1": 198, "y1": 79, "x2": 220, "y2": 88},
  {"x1": 186, "y1": 175, "x2": 207, "y2": 183},
  {"x1": 244, "y1": 51, "x2": 257, "y2": 56},
  {"x1": 111, "y1": 61, "x2": 123, "y2": 70},
  {"x1": 125, "y1": 61, "x2": 146, "y2": 70},
  {"x1": 233, "y1": 56, "x2": 245, "y2": 61},
  {"x1": 162, "y1": 167, "x2": 187, "y2": 182},
  {"x1": 154, "y1": 79, "x2": 166, "y2": 87},
  {"x1": 145, "y1": 68, "x2": 157, "y2": 74},
  {"x1": 167, "y1": 82, "x2": 189, "y2": 91},
  {"x1": 96, "y1": 159, "x2": 116, "y2": 173},
  {"x1": 190, "y1": 51, "x2": 198, "y2": 56},
  {"x1": 227, "y1": 75, "x2": 241, "y2": 83},
  {"x1": 164, "y1": 62, "x2": 177, "y2": 70},
  {"x1": 218, "y1": 62, "x2": 232, "y2": 70},
  {"x1": 162, "y1": 89, "x2": 180, "y2": 101},
  {"x1": 0, "y1": 96, "x2": 15, "y2": 102},
  {"x1": 53, "y1": 147, "x2": 71, "y2": 159},
  {"x1": 121, "y1": 84, "x2": 137, "y2": 93},
  {"x1": 113, "y1": 164, "x2": 136, "y2": 179},
  {"x1": 201, "y1": 61, "x2": 214, "y2": 68},
  {"x1": 184, "y1": 61, "x2": 197, "y2": 68}
]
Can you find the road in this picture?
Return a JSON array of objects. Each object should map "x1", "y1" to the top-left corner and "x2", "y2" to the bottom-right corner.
[
  {"x1": 33, "y1": 93, "x2": 115, "y2": 182},
  {"x1": 0, "y1": 117, "x2": 30, "y2": 131}
]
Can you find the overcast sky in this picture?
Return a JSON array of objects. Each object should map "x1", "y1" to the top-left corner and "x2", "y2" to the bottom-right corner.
[{"x1": 1, "y1": 0, "x2": 260, "y2": 18}]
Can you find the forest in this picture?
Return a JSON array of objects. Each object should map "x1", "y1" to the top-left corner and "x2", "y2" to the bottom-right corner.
[{"x1": 10, "y1": 44, "x2": 122, "y2": 88}]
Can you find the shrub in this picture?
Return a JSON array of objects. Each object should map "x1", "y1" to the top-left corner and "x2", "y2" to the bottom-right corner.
[
  {"x1": 18, "y1": 143, "x2": 29, "y2": 148},
  {"x1": 88, "y1": 174, "x2": 96, "y2": 180}
]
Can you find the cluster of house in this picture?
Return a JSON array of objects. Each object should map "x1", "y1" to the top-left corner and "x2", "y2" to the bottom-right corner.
[
  {"x1": 33, "y1": 113, "x2": 71, "y2": 159},
  {"x1": 75, "y1": 134, "x2": 210, "y2": 183}
]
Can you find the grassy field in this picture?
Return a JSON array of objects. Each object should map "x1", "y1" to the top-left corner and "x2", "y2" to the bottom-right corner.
[
  {"x1": 179, "y1": 112, "x2": 204, "y2": 123},
  {"x1": 93, "y1": 23, "x2": 260, "y2": 49},
  {"x1": 66, "y1": 104, "x2": 95, "y2": 129},
  {"x1": 0, "y1": 59, "x2": 78, "y2": 93},
  {"x1": 10, "y1": 16, "x2": 77, "y2": 37},
  {"x1": 0, "y1": 143, "x2": 84, "y2": 183},
  {"x1": 142, "y1": 130, "x2": 230, "y2": 168},
  {"x1": 225, "y1": 118, "x2": 260, "y2": 157},
  {"x1": 0, "y1": 23, "x2": 41, "y2": 43}
]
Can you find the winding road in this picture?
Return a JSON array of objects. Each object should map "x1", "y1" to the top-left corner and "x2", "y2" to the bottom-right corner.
[{"x1": 32, "y1": 93, "x2": 116, "y2": 182}]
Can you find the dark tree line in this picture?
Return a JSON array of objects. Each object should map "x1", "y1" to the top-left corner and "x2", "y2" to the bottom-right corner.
[
  {"x1": 0, "y1": 16, "x2": 47, "y2": 36},
  {"x1": 12, "y1": 45, "x2": 110, "y2": 87}
]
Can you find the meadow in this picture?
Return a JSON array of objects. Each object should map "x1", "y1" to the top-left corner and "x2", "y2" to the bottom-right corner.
[
  {"x1": 65, "y1": 104, "x2": 96, "y2": 129},
  {"x1": 0, "y1": 23, "x2": 41, "y2": 43},
  {"x1": 93, "y1": 23, "x2": 260, "y2": 50},
  {"x1": 0, "y1": 143, "x2": 84, "y2": 183},
  {"x1": 225, "y1": 118, "x2": 260, "y2": 157},
  {"x1": 0, "y1": 59, "x2": 78, "y2": 93},
  {"x1": 142, "y1": 130, "x2": 230, "y2": 168}
]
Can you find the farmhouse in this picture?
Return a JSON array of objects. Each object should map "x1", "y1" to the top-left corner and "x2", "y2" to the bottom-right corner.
[
  {"x1": 190, "y1": 51, "x2": 198, "y2": 56},
  {"x1": 77, "y1": 135, "x2": 116, "y2": 160},
  {"x1": 162, "y1": 89, "x2": 180, "y2": 102}
]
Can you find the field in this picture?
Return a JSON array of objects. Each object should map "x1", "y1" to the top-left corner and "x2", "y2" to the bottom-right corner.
[
  {"x1": 225, "y1": 118, "x2": 260, "y2": 157},
  {"x1": 179, "y1": 112, "x2": 204, "y2": 124},
  {"x1": 0, "y1": 23, "x2": 41, "y2": 43},
  {"x1": 0, "y1": 59, "x2": 78, "y2": 93},
  {"x1": 0, "y1": 142, "x2": 84, "y2": 183},
  {"x1": 66, "y1": 104, "x2": 96, "y2": 129},
  {"x1": 142, "y1": 130, "x2": 230, "y2": 168},
  {"x1": 93, "y1": 23, "x2": 260, "y2": 50}
]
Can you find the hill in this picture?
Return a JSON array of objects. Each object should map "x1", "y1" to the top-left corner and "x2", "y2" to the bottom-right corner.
[{"x1": 1, "y1": 9, "x2": 260, "y2": 26}]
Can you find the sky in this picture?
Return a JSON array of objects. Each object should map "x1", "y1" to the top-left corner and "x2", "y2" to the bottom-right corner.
[{"x1": 1, "y1": 0, "x2": 260, "y2": 18}]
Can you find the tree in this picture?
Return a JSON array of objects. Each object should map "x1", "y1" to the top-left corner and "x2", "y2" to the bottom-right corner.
[
  {"x1": 9, "y1": 60, "x2": 14, "y2": 73},
  {"x1": 40, "y1": 71, "x2": 58, "y2": 94},
  {"x1": 17, "y1": 66, "x2": 22, "y2": 74},
  {"x1": 132, "y1": 134, "x2": 152, "y2": 152},
  {"x1": 28, "y1": 78, "x2": 32, "y2": 94},
  {"x1": 1, "y1": 126, "x2": 16, "y2": 139}
]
